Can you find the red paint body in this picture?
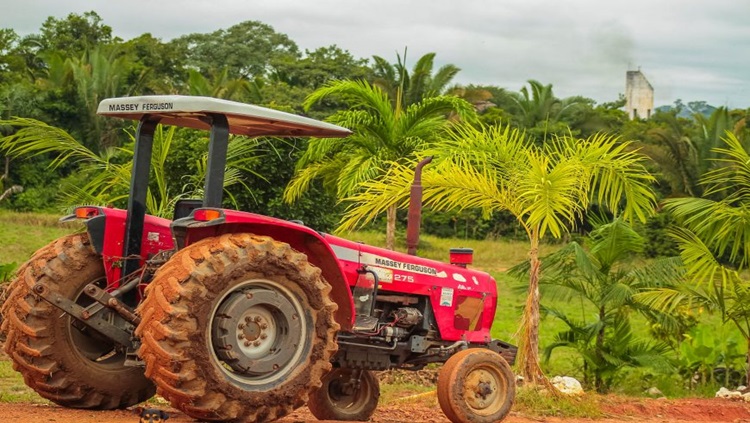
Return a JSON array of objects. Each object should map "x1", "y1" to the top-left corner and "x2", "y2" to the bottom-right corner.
[
  {"x1": 84, "y1": 207, "x2": 173, "y2": 288},
  {"x1": 86, "y1": 206, "x2": 498, "y2": 342}
]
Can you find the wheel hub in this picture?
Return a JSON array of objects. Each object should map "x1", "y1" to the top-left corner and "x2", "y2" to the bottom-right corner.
[
  {"x1": 465, "y1": 369, "x2": 500, "y2": 410},
  {"x1": 242, "y1": 321, "x2": 262, "y2": 341},
  {"x1": 211, "y1": 287, "x2": 301, "y2": 377}
]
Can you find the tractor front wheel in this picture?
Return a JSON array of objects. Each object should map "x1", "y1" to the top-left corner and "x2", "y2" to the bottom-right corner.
[
  {"x1": 0, "y1": 234, "x2": 155, "y2": 409},
  {"x1": 437, "y1": 348, "x2": 515, "y2": 423},
  {"x1": 307, "y1": 368, "x2": 379, "y2": 421},
  {"x1": 136, "y1": 233, "x2": 339, "y2": 423}
]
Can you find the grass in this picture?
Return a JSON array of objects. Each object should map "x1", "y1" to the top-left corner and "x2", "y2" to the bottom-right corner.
[
  {"x1": 514, "y1": 386, "x2": 604, "y2": 418},
  {"x1": 380, "y1": 383, "x2": 436, "y2": 405},
  {"x1": 0, "y1": 210, "x2": 81, "y2": 265},
  {"x1": 0, "y1": 361, "x2": 48, "y2": 404}
]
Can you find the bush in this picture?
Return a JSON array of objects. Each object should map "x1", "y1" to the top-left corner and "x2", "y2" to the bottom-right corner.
[{"x1": 641, "y1": 211, "x2": 679, "y2": 257}]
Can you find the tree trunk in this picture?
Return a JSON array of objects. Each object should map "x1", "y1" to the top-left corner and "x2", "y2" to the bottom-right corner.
[
  {"x1": 386, "y1": 204, "x2": 396, "y2": 251},
  {"x1": 518, "y1": 232, "x2": 548, "y2": 386},
  {"x1": 746, "y1": 337, "x2": 750, "y2": 387},
  {"x1": 595, "y1": 306, "x2": 605, "y2": 392}
]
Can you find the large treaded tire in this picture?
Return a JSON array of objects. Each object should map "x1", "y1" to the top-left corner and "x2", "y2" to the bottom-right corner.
[
  {"x1": 437, "y1": 348, "x2": 515, "y2": 423},
  {"x1": 0, "y1": 234, "x2": 156, "y2": 409},
  {"x1": 135, "y1": 233, "x2": 339, "y2": 423},
  {"x1": 308, "y1": 368, "x2": 379, "y2": 421}
]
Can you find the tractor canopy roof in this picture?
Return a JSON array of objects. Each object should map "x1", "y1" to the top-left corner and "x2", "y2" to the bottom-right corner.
[{"x1": 97, "y1": 95, "x2": 352, "y2": 138}]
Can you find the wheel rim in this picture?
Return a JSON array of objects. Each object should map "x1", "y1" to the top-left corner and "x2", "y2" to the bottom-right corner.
[
  {"x1": 327, "y1": 370, "x2": 370, "y2": 413},
  {"x1": 209, "y1": 279, "x2": 307, "y2": 386},
  {"x1": 463, "y1": 365, "x2": 505, "y2": 416},
  {"x1": 67, "y1": 277, "x2": 125, "y2": 367}
]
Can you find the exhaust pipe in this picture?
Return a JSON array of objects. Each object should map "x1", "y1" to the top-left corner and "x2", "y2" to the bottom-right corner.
[{"x1": 406, "y1": 156, "x2": 433, "y2": 256}]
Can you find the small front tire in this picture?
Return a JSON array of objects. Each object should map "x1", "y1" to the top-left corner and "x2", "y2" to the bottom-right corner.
[
  {"x1": 308, "y1": 368, "x2": 379, "y2": 421},
  {"x1": 437, "y1": 348, "x2": 515, "y2": 423}
]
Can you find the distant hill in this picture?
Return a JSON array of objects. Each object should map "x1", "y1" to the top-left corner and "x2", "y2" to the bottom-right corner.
[{"x1": 655, "y1": 100, "x2": 717, "y2": 119}]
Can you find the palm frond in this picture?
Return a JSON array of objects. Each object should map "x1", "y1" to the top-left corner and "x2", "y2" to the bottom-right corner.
[
  {"x1": 0, "y1": 117, "x2": 102, "y2": 167},
  {"x1": 669, "y1": 226, "x2": 741, "y2": 289}
]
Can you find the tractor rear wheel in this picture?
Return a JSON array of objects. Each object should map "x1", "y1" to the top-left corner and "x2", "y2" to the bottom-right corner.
[
  {"x1": 437, "y1": 348, "x2": 515, "y2": 423},
  {"x1": 307, "y1": 368, "x2": 379, "y2": 421},
  {"x1": 136, "y1": 233, "x2": 339, "y2": 423},
  {"x1": 0, "y1": 234, "x2": 156, "y2": 409}
]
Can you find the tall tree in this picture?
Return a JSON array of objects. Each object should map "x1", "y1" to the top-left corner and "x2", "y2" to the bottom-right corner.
[
  {"x1": 338, "y1": 123, "x2": 657, "y2": 384},
  {"x1": 639, "y1": 111, "x2": 700, "y2": 197},
  {"x1": 284, "y1": 79, "x2": 476, "y2": 250},
  {"x1": 0, "y1": 29, "x2": 24, "y2": 83},
  {"x1": 693, "y1": 107, "x2": 734, "y2": 176},
  {"x1": 171, "y1": 21, "x2": 299, "y2": 80},
  {"x1": 37, "y1": 11, "x2": 113, "y2": 55},
  {"x1": 39, "y1": 47, "x2": 143, "y2": 151},
  {"x1": 372, "y1": 50, "x2": 460, "y2": 107},
  {"x1": 512, "y1": 217, "x2": 675, "y2": 391},
  {"x1": 120, "y1": 33, "x2": 186, "y2": 94},
  {"x1": 508, "y1": 80, "x2": 582, "y2": 143}
]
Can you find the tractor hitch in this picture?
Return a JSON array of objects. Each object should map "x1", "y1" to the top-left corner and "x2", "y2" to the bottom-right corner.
[
  {"x1": 32, "y1": 282, "x2": 135, "y2": 347},
  {"x1": 83, "y1": 283, "x2": 142, "y2": 325}
]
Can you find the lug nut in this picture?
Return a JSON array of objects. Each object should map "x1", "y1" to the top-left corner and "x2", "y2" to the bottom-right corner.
[
  {"x1": 272, "y1": 364, "x2": 279, "y2": 370},
  {"x1": 254, "y1": 316, "x2": 262, "y2": 323},
  {"x1": 245, "y1": 316, "x2": 252, "y2": 323},
  {"x1": 260, "y1": 334, "x2": 267, "y2": 340},
  {"x1": 238, "y1": 334, "x2": 245, "y2": 339},
  {"x1": 245, "y1": 292, "x2": 253, "y2": 299},
  {"x1": 238, "y1": 323, "x2": 245, "y2": 329},
  {"x1": 244, "y1": 341, "x2": 252, "y2": 347},
  {"x1": 260, "y1": 323, "x2": 268, "y2": 330},
  {"x1": 253, "y1": 340, "x2": 261, "y2": 347}
]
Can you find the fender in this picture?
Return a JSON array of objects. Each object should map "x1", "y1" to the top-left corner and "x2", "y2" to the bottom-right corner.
[
  {"x1": 172, "y1": 208, "x2": 354, "y2": 331},
  {"x1": 62, "y1": 206, "x2": 174, "y2": 287}
]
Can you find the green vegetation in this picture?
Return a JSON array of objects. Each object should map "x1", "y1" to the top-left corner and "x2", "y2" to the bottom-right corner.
[
  {"x1": 514, "y1": 387, "x2": 604, "y2": 418},
  {"x1": 0, "y1": 210, "x2": 77, "y2": 263},
  {"x1": 0, "y1": 361, "x2": 48, "y2": 404}
]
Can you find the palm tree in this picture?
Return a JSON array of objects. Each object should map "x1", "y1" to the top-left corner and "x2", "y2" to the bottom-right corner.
[
  {"x1": 284, "y1": 79, "x2": 475, "y2": 250},
  {"x1": 337, "y1": 123, "x2": 657, "y2": 385},
  {"x1": 31, "y1": 47, "x2": 144, "y2": 152},
  {"x1": 694, "y1": 107, "x2": 734, "y2": 176},
  {"x1": 372, "y1": 50, "x2": 460, "y2": 108},
  {"x1": 512, "y1": 217, "x2": 675, "y2": 391},
  {"x1": 636, "y1": 132, "x2": 750, "y2": 383},
  {"x1": 637, "y1": 111, "x2": 700, "y2": 197},
  {"x1": 508, "y1": 80, "x2": 582, "y2": 142}
]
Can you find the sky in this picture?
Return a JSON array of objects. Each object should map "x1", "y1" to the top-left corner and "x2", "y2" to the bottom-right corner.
[{"x1": 1, "y1": 0, "x2": 748, "y2": 109}]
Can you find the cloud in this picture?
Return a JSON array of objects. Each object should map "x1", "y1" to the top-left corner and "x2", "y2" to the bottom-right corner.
[{"x1": 0, "y1": 0, "x2": 748, "y2": 108}]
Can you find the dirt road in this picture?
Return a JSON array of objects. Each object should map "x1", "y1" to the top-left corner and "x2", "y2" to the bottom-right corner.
[{"x1": 1, "y1": 395, "x2": 749, "y2": 423}]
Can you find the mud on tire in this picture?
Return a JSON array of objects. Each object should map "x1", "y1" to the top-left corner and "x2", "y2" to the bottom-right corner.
[
  {"x1": 0, "y1": 234, "x2": 156, "y2": 409},
  {"x1": 135, "y1": 233, "x2": 339, "y2": 423},
  {"x1": 437, "y1": 348, "x2": 515, "y2": 423},
  {"x1": 308, "y1": 368, "x2": 379, "y2": 421}
]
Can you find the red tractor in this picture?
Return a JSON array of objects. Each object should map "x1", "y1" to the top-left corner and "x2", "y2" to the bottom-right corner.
[{"x1": 1, "y1": 96, "x2": 516, "y2": 423}]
